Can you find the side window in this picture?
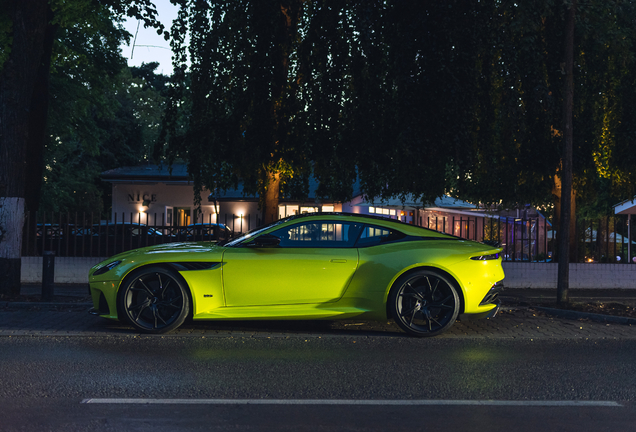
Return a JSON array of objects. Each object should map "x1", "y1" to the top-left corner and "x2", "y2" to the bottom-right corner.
[
  {"x1": 270, "y1": 221, "x2": 363, "y2": 248},
  {"x1": 355, "y1": 225, "x2": 406, "y2": 247}
]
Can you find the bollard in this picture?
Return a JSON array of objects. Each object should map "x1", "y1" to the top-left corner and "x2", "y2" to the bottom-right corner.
[{"x1": 42, "y1": 251, "x2": 55, "y2": 302}]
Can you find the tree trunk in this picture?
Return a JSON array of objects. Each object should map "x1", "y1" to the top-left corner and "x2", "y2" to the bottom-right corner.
[
  {"x1": 261, "y1": 170, "x2": 282, "y2": 225},
  {"x1": 258, "y1": 1, "x2": 304, "y2": 225},
  {"x1": 557, "y1": 0, "x2": 576, "y2": 306},
  {"x1": 0, "y1": 0, "x2": 49, "y2": 297},
  {"x1": 25, "y1": 14, "x2": 56, "y2": 213},
  {"x1": 552, "y1": 172, "x2": 577, "y2": 260}
]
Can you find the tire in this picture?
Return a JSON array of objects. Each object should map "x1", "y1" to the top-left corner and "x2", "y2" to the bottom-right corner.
[
  {"x1": 118, "y1": 266, "x2": 190, "y2": 334},
  {"x1": 389, "y1": 269, "x2": 460, "y2": 337}
]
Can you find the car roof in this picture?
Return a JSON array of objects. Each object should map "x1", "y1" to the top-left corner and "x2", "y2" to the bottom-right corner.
[{"x1": 276, "y1": 212, "x2": 454, "y2": 239}]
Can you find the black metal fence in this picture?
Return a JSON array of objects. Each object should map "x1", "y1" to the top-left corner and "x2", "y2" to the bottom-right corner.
[
  {"x1": 574, "y1": 216, "x2": 633, "y2": 263},
  {"x1": 21, "y1": 211, "x2": 261, "y2": 257},
  {"x1": 423, "y1": 214, "x2": 552, "y2": 262},
  {"x1": 423, "y1": 214, "x2": 634, "y2": 263},
  {"x1": 21, "y1": 211, "x2": 634, "y2": 263}
]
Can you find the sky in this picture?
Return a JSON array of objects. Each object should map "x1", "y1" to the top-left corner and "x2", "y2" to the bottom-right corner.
[{"x1": 119, "y1": 0, "x2": 180, "y2": 76}]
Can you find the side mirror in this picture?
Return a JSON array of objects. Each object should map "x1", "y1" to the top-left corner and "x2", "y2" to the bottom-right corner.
[{"x1": 247, "y1": 234, "x2": 281, "y2": 247}]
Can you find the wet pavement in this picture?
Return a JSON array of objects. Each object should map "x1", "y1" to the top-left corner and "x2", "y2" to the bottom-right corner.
[{"x1": 1, "y1": 284, "x2": 635, "y2": 339}]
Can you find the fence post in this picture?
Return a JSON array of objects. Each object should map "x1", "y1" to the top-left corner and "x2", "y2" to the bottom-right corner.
[
  {"x1": 42, "y1": 251, "x2": 55, "y2": 301},
  {"x1": 629, "y1": 214, "x2": 632, "y2": 263}
]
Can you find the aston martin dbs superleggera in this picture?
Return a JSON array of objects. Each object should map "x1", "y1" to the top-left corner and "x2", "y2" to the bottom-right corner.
[{"x1": 89, "y1": 213, "x2": 504, "y2": 336}]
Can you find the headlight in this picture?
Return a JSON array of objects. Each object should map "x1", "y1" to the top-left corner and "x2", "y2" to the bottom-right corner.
[
  {"x1": 93, "y1": 260, "x2": 122, "y2": 276},
  {"x1": 470, "y1": 253, "x2": 500, "y2": 261}
]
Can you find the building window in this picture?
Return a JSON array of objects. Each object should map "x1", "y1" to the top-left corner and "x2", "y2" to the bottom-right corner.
[
  {"x1": 173, "y1": 207, "x2": 191, "y2": 226},
  {"x1": 368, "y1": 206, "x2": 396, "y2": 217},
  {"x1": 300, "y1": 206, "x2": 318, "y2": 214}
]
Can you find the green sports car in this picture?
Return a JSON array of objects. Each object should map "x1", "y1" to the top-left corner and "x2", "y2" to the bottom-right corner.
[{"x1": 89, "y1": 213, "x2": 504, "y2": 337}]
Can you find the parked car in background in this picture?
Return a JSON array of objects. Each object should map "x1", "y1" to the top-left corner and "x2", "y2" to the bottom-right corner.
[
  {"x1": 30, "y1": 223, "x2": 67, "y2": 255},
  {"x1": 175, "y1": 223, "x2": 232, "y2": 242},
  {"x1": 83, "y1": 223, "x2": 172, "y2": 256}
]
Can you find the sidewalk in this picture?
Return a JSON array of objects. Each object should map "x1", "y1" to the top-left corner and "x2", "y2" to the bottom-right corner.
[
  {"x1": 0, "y1": 284, "x2": 635, "y2": 339},
  {"x1": 500, "y1": 288, "x2": 636, "y2": 303}
]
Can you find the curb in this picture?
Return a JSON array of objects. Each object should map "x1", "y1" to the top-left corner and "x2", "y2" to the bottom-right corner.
[
  {"x1": 534, "y1": 306, "x2": 636, "y2": 325},
  {"x1": 3, "y1": 302, "x2": 636, "y2": 326},
  {"x1": 1, "y1": 301, "x2": 92, "y2": 310}
]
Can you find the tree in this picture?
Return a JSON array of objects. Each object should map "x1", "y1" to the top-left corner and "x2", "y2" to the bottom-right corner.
[
  {"x1": 41, "y1": 63, "x2": 167, "y2": 214},
  {"x1": 0, "y1": 0, "x2": 164, "y2": 297},
  {"x1": 159, "y1": 1, "x2": 491, "y2": 220},
  {"x1": 160, "y1": 0, "x2": 315, "y2": 223},
  {"x1": 440, "y1": 1, "x2": 636, "y2": 249},
  {"x1": 557, "y1": 0, "x2": 576, "y2": 305},
  {"x1": 0, "y1": 0, "x2": 50, "y2": 297}
]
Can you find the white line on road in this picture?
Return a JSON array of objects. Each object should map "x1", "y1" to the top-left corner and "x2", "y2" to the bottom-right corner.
[{"x1": 81, "y1": 399, "x2": 623, "y2": 407}]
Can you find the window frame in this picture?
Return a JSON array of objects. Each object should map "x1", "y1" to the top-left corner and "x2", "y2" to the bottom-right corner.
[
  {"x1": 268, "y1": 220, "x2": 364, "y2": 249},
  {"x1": 354, "y1": 224, "x2": 408, "y2": 248}
]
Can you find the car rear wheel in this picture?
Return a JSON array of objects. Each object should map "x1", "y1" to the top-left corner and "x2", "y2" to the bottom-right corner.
[
  {"x1": 118, "y1": 266, "x2": 190, "y2": 334},
  {"x1": 389, "y1": 269, "x2": 460, "y2": 337}
]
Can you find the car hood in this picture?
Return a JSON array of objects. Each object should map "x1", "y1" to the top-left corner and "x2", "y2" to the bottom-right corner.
[
  {"x1": 91, "y1": 242, "x2": 225, "y2": 280},
  {"x1": 107, "y1": 241, "x2": 222, "y2": 259}
]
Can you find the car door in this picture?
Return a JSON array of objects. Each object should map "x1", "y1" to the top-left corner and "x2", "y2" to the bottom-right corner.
[{"x1": 222, "y1": 220, "x2": 362, "y2": 306}]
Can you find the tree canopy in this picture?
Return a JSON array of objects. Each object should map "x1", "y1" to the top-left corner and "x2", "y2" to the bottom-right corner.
[
  {"x1": 160, "y1": 1, "x2": 486, "y2": 220},
  {"x1": 159, "y1": 0, "x2": 636, "y2": 221},
  {"x1": 0, "y1": 0, "x2": 166, "y2": 297}
]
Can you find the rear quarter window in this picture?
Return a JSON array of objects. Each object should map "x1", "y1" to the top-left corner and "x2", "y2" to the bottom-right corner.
[{"x1": 355, "y1": 225, "x2": 406, "y2": 247}]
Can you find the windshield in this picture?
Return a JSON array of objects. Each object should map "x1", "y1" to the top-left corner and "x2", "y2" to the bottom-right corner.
[{"x1": 223, "y1": 217, "x2": 290, "y2": 247}]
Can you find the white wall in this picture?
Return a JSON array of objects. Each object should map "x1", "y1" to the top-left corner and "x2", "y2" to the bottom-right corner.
[
  {"x1": 21, "y1": 256, "x2": 106, "y2": 284},
  {"x1": 502, "y1": 262, "x2": 636, "y2": 289},
  {"x1": 341, "y1": 195, "x2": 366, "y2": 214},
  {"x1": 216, "y1": 201, "x2": 261, "y2": 232},
  {"x1": 111, "y1": 183, "x2": 260, "y2": 233}
]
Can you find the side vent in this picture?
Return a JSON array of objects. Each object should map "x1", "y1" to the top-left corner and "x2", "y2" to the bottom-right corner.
[{"x1": 169, "y1": 262, "x2": 221, "y2": 271}]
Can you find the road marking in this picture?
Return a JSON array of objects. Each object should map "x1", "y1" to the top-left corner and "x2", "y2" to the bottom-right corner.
[{"x1": 81, "y1": 398, "x2": 622, "y2": 407}]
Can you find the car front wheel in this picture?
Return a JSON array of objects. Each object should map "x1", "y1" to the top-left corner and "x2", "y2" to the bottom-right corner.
[
  {"x1": 118, "y1": 266, "x2": 190, "y2": 334},
  {"x1": 389, "y1": 269, "x2": 460, "y2": 337}
]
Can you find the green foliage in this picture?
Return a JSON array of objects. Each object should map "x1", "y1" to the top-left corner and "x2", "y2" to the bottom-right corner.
[
  {"x1": 160, "y1": 1, "x2": 492, "y2": 206},
  {"x1": 15, "y1": 0, "x2": 170, "y2": 215},
  {"x1": 160, "y1": 0, "x2": 312, "y2": 207},
  {"x1": 439, "y1": 0, "x2": 636, "y2": 217},
  {"x1": 445, "y1": 0, "x2": 562, "y2": 207},
  {"x1": 573, "y1": 0, "x2": 636, "y2": 217},
  {"x1": 160, "y1": 0, "x2": 636, "y2": 216},
  {"x1": 41, "y1": 62, "x2": 166, "y2": 214},
  {"x1": 41, "y1": 4, "x2": 167, "y2": 215},
  {"x1": 345, "y1": 1, "x2": 491, "y2": 204},
  {"x1": 0, "y1": 6, "x2": 12, "y2": 70}
]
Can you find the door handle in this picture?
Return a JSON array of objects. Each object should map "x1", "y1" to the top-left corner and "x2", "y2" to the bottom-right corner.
[{"x1": 330, "y1": 259, "x2": 347, "y2": 263}]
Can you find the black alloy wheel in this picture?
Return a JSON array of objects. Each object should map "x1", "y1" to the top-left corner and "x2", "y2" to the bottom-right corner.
[
  {"x1": 389, "y1": 269, "x2": 460, "y2": 337},
  {"x1": 118, "y1": 266, "x2": 190, "y2": 334}
]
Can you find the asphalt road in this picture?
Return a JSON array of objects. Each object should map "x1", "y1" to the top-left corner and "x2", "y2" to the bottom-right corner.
[
  {"x1": 1, "y1": 335, "x2": 635, "y2": 431},
  {"x1": 3, "y1": 285, "x2": 636, "y2": 431}
]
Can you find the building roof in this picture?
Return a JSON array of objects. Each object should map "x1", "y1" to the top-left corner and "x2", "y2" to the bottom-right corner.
[
  {"x1": 101, "y1": 164, "x2": 358, "y2": 203},
  {"x1": 101, "y1": 164, "x2": 190, "y2": 182},
  {"x1": 614, "y1": 197, "x2": 636, "y2": 215}
]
